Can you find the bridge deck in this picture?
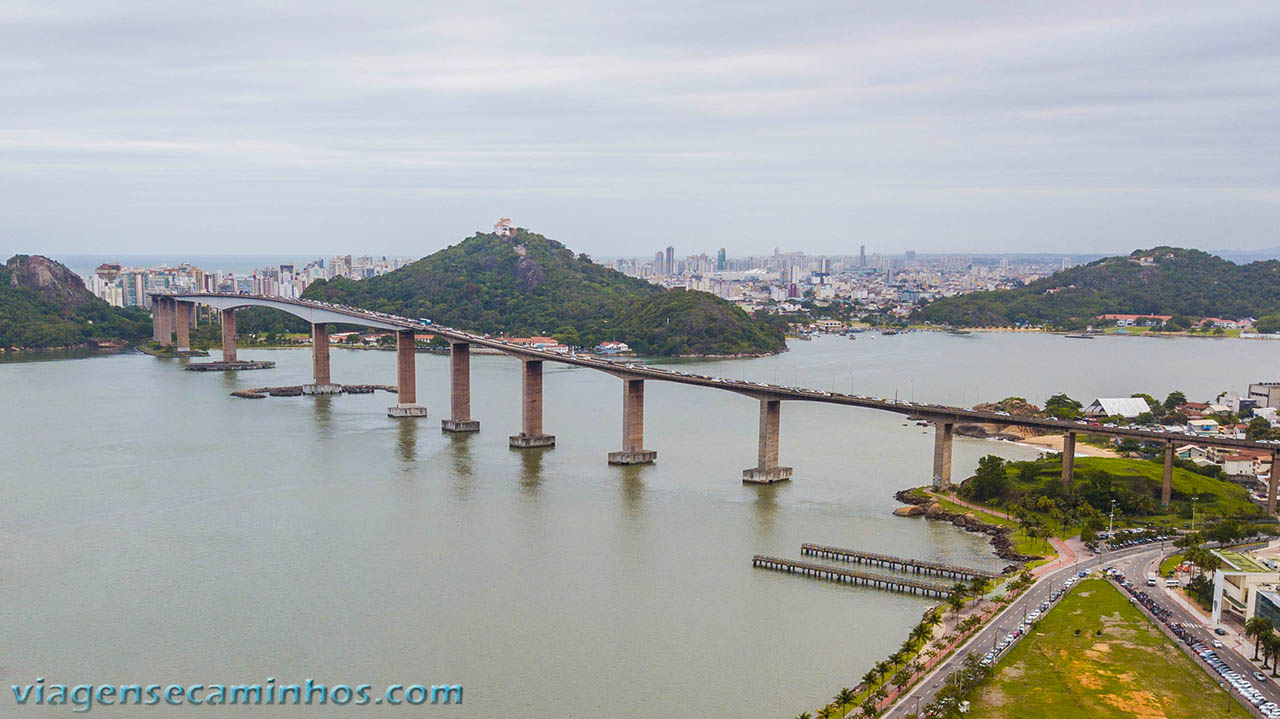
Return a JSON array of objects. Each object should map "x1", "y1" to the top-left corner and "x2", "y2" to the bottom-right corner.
[
  {"x1": 752, "y1": 555, "x2": 954, "y2": 597},
  {"x1": 801, "y1": 543, "x2": 1000, "y2": 580},
  {"x1": 149, "y1": 292, "x2": 1280, "y2": 455}
]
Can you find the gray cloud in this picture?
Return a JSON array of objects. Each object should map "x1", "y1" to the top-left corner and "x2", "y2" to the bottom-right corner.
[{"x1": 1, "y1": 0, "x2": 1278, "y2": 257}]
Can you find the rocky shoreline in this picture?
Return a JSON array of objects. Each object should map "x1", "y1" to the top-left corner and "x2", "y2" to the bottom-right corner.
[{"x1": 893, "y1": 489, "x2": 1039, "y2": 573}]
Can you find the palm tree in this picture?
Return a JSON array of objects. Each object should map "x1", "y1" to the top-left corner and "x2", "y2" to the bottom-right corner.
[
  {"x1": 900, "y1": 637, "x2": 916, "y2": 656},
  {"x1": 874, "y1": 660, "x2": 891, "y2": 680},
  {"x1": 968, "y1": 575, "x2": 989, "y2": 597},
  {"x1": 924, "y1": 610, "x2": 942, "y2": 628},
  {"x1": 1247, "y1": 617, "x2": 1274, "y2": 659},
  {"x1": 1266, "y1": 634, "x2": 1280, "y2": 677},
  {"x1": 816, "y1": 706, "x2": 834, "y2": 719},
  {"x1": 834, "y1": 688, "x2": 856, "y2": 717},
  {"x1": 947, "y1": 592, "x2": 965, "y2": 615},
  {"x1": 861, "y1": 669, "x2": 877, "y2": 688},
  {"x1": 795, "y1": 713, "x2": 812, "y2": 719}
]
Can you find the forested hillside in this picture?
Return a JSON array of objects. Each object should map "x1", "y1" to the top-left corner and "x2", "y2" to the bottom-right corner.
[
  {"x1": 303, "y1": 228, "x2": 785, "y2": 356},
  {"x1": 915, "y1": 248, "x2": 1280, "y2": 328},
  {"x1": 0, "y1": 255, "x2": 150, "y2": 348}
]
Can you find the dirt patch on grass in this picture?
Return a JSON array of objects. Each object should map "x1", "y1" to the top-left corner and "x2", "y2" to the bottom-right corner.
[
  {"x1": 1091, "y1": 642, "x2": 1111, "y2": 652},
  {"x1": 977, "y1": 685, "x2": 1008, "y2": 708},
  {"x1": 1101, "y1": 689, "x2": 1167, "y2": 719},
  {"x1": 999, "y1": 662, "x2": 1025, "y2": 680}
]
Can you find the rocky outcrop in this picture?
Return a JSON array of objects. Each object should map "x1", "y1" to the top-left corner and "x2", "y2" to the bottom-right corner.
[
  {"x1": 955, "y1": 398, "x2": 1050, "y2": 440},
  {"x1": 5, "y1": 254, "x2": 96, "y2": 307},
  {"x1": 894, "y1": 489, "x2": 1039, "y2": 571},
  {"x1": 892, "y1": 504, "x2": 925, "y2": 517}
]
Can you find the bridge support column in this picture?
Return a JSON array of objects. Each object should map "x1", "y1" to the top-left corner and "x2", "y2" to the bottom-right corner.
[
  {"x1": 608, "y1": 378, "x2": 656, "y2": 465},
  {"x1": 303, "y1": 323, "x2": 341, "y2": 395},
  {"x1": 174, "y1": 301, "x2": 193, "y2": 352},
  {"x1": 931, "y1": 421, "x2": 954, "y2": 491},
  {"x1": 744, "y1": 398, "x2": 792, "y2": 484},
  {"x1": 388, "y1": 329, "x2": 427, "y2": 417},
  {"x1": 151, "y1": 298, "x2": 166, "y2": 344},
  {"x1": 220, "y1": 309, "x2": 237, "y2": 362},
  {"x1": 1270, "y1": 452, "x2": 1278, "y2": 516},
  {"x1": 1161, "y1": 440, "x2": 1174, "y2": 507},
  {"x1": 1061, "y1": 431, "x2": 1076, "y2": 485},
  {"x1": 510, "y1": 359, "x2": 554, "y2": 447},
  {"x1": 442, "y1": 342, "x2": 479, "y2": 432}
]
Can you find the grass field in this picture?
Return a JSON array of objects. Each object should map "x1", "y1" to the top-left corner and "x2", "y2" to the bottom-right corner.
[
  {"x1": 925, "y1": 493, "x2": 1057, "y2": 562},
  {"x1": 966, "y1": 578, "x2": 1250, "y2": 718},
  {"x1": 1007, "y1": 457, "x2": 1261, "y2": 520},
  {"x1": 1158, "y1": 553, "x2": 1185, "y2": 577}
]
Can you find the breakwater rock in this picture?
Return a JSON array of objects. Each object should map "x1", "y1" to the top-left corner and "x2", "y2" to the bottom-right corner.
[{"x1": 893, "y1": 489, "x2": 1038, "y2": 571}]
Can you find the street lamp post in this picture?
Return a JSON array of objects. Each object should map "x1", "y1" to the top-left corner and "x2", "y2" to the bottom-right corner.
[
  {"x1": 1107, "y1": 499, "x2": 1118, "y2": 550},
  {"x1": 1192, "y1": 495, "x2": 1200, "y2": 533}
]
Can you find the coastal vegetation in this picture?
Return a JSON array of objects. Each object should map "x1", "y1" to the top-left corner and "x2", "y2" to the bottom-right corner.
[
  {"x1": 0, "y1": 254, "x2": 150, "y2": 349},
  {"x1": 957, "y1": 455, "x2": 1265, "y2": 528},
  {"x1": 961, "y1": 578, "x2": 1250, "y2": 719},
  {"x1": 914, "y1": 247, "x2": 1280, "y2": 329},
  {"x1": 301, "y1": 227, "x2": 786, "y2": 357}
]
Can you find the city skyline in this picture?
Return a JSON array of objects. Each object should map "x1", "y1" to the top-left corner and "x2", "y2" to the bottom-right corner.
[{"x1": 2, "y1": 2, "x2": 1278, "y2": 257}]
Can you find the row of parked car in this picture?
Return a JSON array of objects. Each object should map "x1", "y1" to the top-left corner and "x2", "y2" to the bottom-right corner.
[
  {"x1": 979, "y1": 569, "x2": 1092, "y2": 667},
  {"x1": 1109, "y1": 568, "x2": 1279, "y2": 717},
  {"x1": 1105, "y1": 530, "x2": 1175, "y2": 551}
]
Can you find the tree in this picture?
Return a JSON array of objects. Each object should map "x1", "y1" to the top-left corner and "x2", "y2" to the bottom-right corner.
[
  {"x1": 1164, "y1": 391, "x2": 1187, "y2": 411},
  {"x1": 966, "y1": 455, "x2": 1010, "y2": 502},
  {"x1": 1265, "y1": 633, "x2": 1280, "y2": 677},
  {"x1": 1247, "y1": 617, "x2": 1274, "y2": 660},
  {"x1": 1045, "y1": 393, "x2": 1083, "y2": 419},
  {"x1": 834, "y1": 687, "x2": 856, "y2": 717},
  {"x1": 795, "y1": 713, "x2": 813, "y2": 719},
  {"x1": 1256, "y1": 314, "x2": 1280, "y2": 334},
  {"x1": 1248, "y1": 417, "x2": 1274, "y2": 441}
]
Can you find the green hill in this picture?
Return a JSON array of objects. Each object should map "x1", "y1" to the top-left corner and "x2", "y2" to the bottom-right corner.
[
  {"x1": 0, "y1": 254, "x2": 150, "y2": 349},
  {"x1": 915, "y1": 247, "x2": 1280, "y2": 328},
  {"x1": 302, "y1": 227, "x2": 786, "y2": 357},
  {"x1": 961, "y1": 454, "x2": 1262, "y2": 521}
]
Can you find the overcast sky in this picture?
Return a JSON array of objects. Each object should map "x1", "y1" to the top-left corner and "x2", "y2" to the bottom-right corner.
[{"x1": 2, "y1": 1, "x2": 1278, "y2": 259}]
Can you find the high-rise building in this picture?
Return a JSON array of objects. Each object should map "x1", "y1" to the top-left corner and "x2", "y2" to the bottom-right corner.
[
  {"x1": 859, "y1": 245, "x2": 866, "y2": 267},
  {"x1": 654, "y1": 251, "x2": 665, "y2": 276},
  {"x1": 716, "y1": 247, "x2": 726, "y2": 271},
  {"x1": 665, "y1": 246, "x2": 675, "y2": 276}
]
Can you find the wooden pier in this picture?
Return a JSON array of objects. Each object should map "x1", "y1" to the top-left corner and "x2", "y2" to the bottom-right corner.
[
  {"x1": 752, "y1": 555, "x2": 953, "y2": 597},
  {"x1": 800, "y1": 543, "x2": 999, "y2": 580}
]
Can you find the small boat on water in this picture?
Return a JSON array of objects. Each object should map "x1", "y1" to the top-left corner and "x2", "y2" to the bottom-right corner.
[
  {"x1": 1064, "y1": 333, "x2": 1095, "y2": 339},
  {"x1": 881, "y1": 329, "x2": 899, "y2": 336},
  {"x1": 946, "y1": 328, "x2": 971, "y2": 335}
]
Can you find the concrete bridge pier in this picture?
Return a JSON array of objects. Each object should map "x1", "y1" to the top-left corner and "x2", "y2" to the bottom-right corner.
[
  {"x1": 1061, "y1": 430, "x2": 1076, "y2": 485},
  {"x1": 1161, "y1": 440, "x2": 1174, "y2": 506},
  {"x1": 608, "y1": 378, "x2": 656, "y2": 465},
  {"x1": 174, "y1": 300, "x2": 193, "y2": 352},
  {"x1": 302, "y1": 323, "x2": 342, "y2": 395},
  {"x1": 220, "y1": 309, "x2": 237, "y2": 362},
  {"x1": 151, "y1": 297, "x2": 169, "y2": 344},
  {"x1": 510, "y1": 359, "x2": 554, "y2": 447},
  {"x1": 743, "y1": 398, "x2": 792, "y2": 484},
  {"x1": 388, "y1": 330, "x2": 428, "y2": 417},
  {"x1": 442, "y1": 342, "x2": 479, "y2": 432},
  {"x1": 931, "y1": 421, "x2": 954, "y2": 491}
]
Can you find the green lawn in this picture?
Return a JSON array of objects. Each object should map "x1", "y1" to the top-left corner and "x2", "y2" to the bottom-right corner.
[
  {"x1": 1158, "y1": 553, "x2": 1184, "y2": 577},
  {"x1": 966, "y1": 578, "x2": 1251, "y2": 719},
  {"x1": 1007, "y1": 457, "x2": 1261, "y2": 520}
]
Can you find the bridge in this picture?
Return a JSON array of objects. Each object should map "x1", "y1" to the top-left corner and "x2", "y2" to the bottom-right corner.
[{"x1": 149, "y1": 292, "x2": 1280, "y2": 512}]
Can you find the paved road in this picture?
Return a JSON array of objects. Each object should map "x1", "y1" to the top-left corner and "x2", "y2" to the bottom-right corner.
[
  {"x1": 883, "y1": 544, "x2": 1157, "y2": 718},
  {"x1": 154, "y1": 294, "x2": 1280, "y2": 454},
  {"x1": 1114, "y1": 550, "x2": 1280, "y2": 711}
]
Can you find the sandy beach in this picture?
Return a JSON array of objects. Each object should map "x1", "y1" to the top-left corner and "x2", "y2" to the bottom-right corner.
[{"x1": 1014, "y1": 434, "x2": 1120, "y2": 458}]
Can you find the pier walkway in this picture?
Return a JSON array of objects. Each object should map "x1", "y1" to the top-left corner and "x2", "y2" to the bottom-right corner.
[
  {"x1": 752, "y1": 555, "x2": 954, "y2": 598},
  {"x1": 800, "y1": 544, "x2": 1000, "y2": 581}
]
